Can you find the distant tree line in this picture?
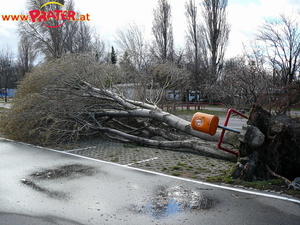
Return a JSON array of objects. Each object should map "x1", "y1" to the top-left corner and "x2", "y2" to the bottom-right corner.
[{"x1": 1, "y1": 0, "x2": 300, "y2": 109}]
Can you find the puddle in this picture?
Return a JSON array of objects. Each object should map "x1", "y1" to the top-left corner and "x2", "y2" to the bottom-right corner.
[
  {"x1": 131, "y1": 186, "x2": 216, "y2": 219},
  {"x1": 21, "y1": 164, "x2": 97, "y2": 200},
  {"x1": 30, "y1": 164, "x2": 96, "y2": 180}
]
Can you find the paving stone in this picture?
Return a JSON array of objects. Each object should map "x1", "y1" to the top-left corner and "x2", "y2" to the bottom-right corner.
[{"x1": 59, "y1": 138, "x2": 235, "y2": 181}]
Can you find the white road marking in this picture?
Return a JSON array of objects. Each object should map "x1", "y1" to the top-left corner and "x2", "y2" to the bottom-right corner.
[
  {"x1": 66, "y1": 146, "x2": 97, "y2": 152},
  {"x1": 126, "y1": 157, "x2": 158, "y2": 166}
]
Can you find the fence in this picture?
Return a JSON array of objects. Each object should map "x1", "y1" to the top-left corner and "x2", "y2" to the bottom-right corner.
[
  {"x1": 159, "y1": 102, "x2": 224, "y2": 112},
  {"x1": 159, "y1": 102, "x2": 300, "y2": 118}
]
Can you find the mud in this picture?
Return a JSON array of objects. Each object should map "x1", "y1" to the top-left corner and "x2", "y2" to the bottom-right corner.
[
  {"x1": 21, "y1": 164, "x2": 97, "y2": 200},
  {"x1": 20, "y1": 179, "x2": 68, "y2": 200},
  {"x1": 30, "y1": 164, "x2": 96, "y2": 180}
]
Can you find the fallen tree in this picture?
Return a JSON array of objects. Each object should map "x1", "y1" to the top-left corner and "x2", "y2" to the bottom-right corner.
[{"x1": 0, "y1": 54, "x2": 235, "y2": 159}]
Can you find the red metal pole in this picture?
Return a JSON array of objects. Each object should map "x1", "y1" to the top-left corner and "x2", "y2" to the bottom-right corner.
[{"x1": 217, "y1": 108, "x2": 248, "y2": 157}]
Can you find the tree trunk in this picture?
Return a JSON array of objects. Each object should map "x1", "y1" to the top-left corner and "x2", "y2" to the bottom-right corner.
[{"x1": 232, "y1": 104, "x2": 300, "y2": 183}]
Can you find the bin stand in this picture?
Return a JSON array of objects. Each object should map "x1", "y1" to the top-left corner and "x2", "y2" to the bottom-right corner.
[{"x1": 217, "y1": 108, "x2": 248, "y2": 157}]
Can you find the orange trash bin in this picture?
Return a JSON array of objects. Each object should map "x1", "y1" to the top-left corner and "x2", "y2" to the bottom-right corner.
[{"x1": 191, "y1": 112, "x2": 219, "y2": 136}]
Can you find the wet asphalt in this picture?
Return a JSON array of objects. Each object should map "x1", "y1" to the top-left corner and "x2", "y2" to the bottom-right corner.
[{"x1": 1, "y1": 139, "x2": 300, "y2": 225}]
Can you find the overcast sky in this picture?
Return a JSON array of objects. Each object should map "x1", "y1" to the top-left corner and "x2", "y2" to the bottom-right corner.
[{"x1": 1, "y1": 0, "x2": 300, "y2": 59}]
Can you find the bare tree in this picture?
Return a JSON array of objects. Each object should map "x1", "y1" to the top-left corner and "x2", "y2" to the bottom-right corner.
[
  {"x1": 150, "y1": 62, "x2": 190, "y2": 104},
  {"x1": 116, "y1": 22, "x2": 150, "y2": 72},
  {"x1": 115, "y1": 22, "x2": 155, "y2": 102},
  {"x1": 116, "y1": 22, "x2": 189, "y2": 104},
  {"x1": 91, "y1": 34, "x2": 107, "y2": 63},
  {"x1": 185, "y1": 0, "x2": 201, "y2": 84},
  {"x1": 18, "y1": 0, "x2": 93, "y2": 59},
  {"x1": 0, "y1": 48, "x2": 18, "y2": 101},
  {"x1": 221, "y1": 54, "x2": 273, "y2": 109},
  {"x1": 257, "y1": 13, "x2": 300, "y2": 86},
  {"x1": 201, "y1": 0, "x2": 230, "y2": 83},
  {"x1": 184, "y1": 0, "x2": 210, "y2": 104},
  {"x1": 18, "y1": 34, "x2": 38, "y2": 77},
  {"x1": 152, "y1": 0, "x2": 174, "y2": 62}
]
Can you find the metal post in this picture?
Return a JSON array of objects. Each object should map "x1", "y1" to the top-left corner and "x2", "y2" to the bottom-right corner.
[
  {"x1": 217, "y1": 108, "x2": 248, "y2": 157},
  {"x1": 218, "y1": 125, "x2": 241, "y2": 134}
]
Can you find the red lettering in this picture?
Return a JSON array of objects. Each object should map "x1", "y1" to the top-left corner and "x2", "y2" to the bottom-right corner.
[
  {"x1": 61, "y1": 11, "x2": 68, "y2": 20},
  {"x1": 47, "y1": 10, "x2": 56, "y2": 20},
  {"x1": 20, "y1": 15, "x2": 29, "y2": 21},
  {"x1": 1, "y1": 15, "x2": 11, "y2": 21},
  {"x1": 29, "y1": 10, "x2": 40, "y2": 22},
  {"x1": 54, "y1": 10, "x2": 63, "y2": 20},
  {"x1": 68, "y1": 11, "x2": 76, "y2": 21},
  {"x1": 38, "y1": 11, "x2": 47, "y2": 22},
  {"x1": 86, "y1": 13, "x2": 90, "y2": 21},
  {"x1": 28, "y1": 8, "x2": 81, "y2": 26},
  {"x1": 10, "y1": 15, "x2": 20, "y2": 21}
]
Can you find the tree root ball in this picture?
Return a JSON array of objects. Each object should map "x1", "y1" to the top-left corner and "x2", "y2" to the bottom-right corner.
[{"x1": 233, "y1": 104, "x2": 300, "y2": 183}]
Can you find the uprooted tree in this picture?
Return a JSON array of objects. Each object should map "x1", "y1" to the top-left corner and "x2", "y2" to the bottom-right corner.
[
  {"x1": 233, "y1": 83, "x2": 300, "y2": 187},
  {"x1": 1, "y1": 54, "x2": 299, "y2": 186},
  {"x1": 0, "y1": 54, "x2": 234, "y2": 158}
]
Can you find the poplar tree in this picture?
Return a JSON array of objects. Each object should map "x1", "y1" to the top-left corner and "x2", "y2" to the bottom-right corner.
[{"x1": 111, "y1": 46, "x2": 117, "y2": 65}]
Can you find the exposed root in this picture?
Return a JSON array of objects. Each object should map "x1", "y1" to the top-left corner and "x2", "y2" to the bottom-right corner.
[{"x1": 265, "y1": 165, "x2": 292, "y2": 185}]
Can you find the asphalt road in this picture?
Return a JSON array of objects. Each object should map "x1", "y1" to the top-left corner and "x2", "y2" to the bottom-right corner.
[{"x1": 1, "y1": 139, "x2": 300, "y2": 225}]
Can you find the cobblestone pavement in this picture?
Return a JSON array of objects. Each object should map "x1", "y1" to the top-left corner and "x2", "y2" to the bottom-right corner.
[
  {"x1": 57, "y1": 139, "x2": 300, "y2": 200},
  {"x1": 58, "y1": 138, "x2": 236, "y2": 181}
]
